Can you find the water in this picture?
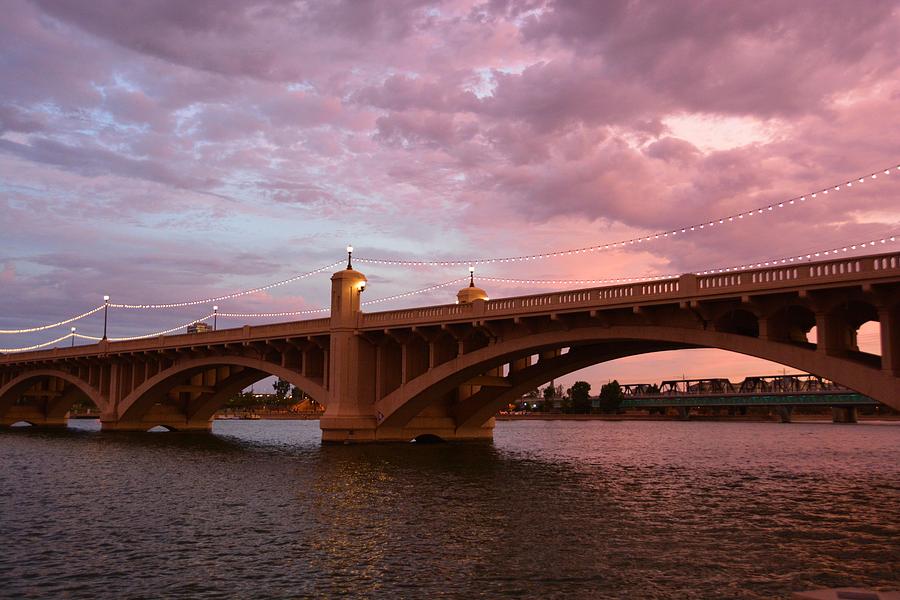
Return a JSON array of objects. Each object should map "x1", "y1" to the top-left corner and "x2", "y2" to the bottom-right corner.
[{"x1": 1, "y1": 420, "x2": 898, "y2": 599}]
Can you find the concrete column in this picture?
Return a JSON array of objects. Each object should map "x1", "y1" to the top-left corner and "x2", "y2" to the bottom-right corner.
[
  {"x1": 776, "y1": 405, "x2": 794, "y2": 423},
  {"x1": 757, "y1": 316, "x2": 774, "y2": 341},
  {"x1": 509, "y1": 356, "x2": 532, "y2": 373},
  {"x1": 816, "y1": 312, "x2": 847, "y2": 357},
  {"x1": 879, "y1": 307, "x2": 900, "y2": 375},
  {"x1": 831, "y1": 406, "x2": 858, "y2": 423},
  {"x1": 320, "y1": 267, "x2": 377, "y2": 443},
  {"x1": 678, "y1": 273, "x2": 698, "y2": 296}
]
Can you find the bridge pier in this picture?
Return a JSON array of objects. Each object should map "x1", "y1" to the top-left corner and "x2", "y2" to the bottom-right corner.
[
  {"x1": 0, "y1": 404, "x2": 68, "y2": 428},
  {"x1": 100, "y1": 420, "x2": 212, "y2": 432},
  {"x1": 831, "y1": 406, "x2": 858, "y2": 424},
  {"x1": 777, "y1": 405, "x2": 794, "y2": 423},
  {"x1": 676, "y1": 407, "x2": 690, "y2": 420}
]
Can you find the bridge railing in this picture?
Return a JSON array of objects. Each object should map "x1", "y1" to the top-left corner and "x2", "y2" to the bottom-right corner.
[
  {"x1": 0, "y1": 317, "x2": 333, "y2": 363},
  {"x1": 359, "y1": 250, "x2": 900, "y2": 328},
  {"x1": 361, "y1": 302, "x2": 474, "y2": 325},
  {"x1": 696, "y1": 250, "x2": 900, "y2": 292}
]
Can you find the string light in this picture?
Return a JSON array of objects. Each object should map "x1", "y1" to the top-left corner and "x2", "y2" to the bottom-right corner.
[
  {"x1": 217, "y1": 308, "x2": 330, "y2": 318},
  {"x1": 2, "y1": 234, "x2": 895, "y2": 350},
  {"x1": 74, "y1": 313, "x2": 216, "y2": 342},
  {"x1": 476, "y1": 234, "x2": 898, "y2": 286},
  {"x1": 0, "y1": 333, "x2": 75, "y2": 353},
  {"x1": 355, "y1": 164, "x2": 900, "y2": 267},
  {"x1": 362, "y1": 279, "x2": 467, "y2": 306},
  {"x1": 216, "y1": 279, "x2": 469, "y2": 318},
  {"x1": 695, "y1": 234, "x2": 898, "y2": 274},
  {"x1": 109, "y1": 261, "x2": 341, "y2": 309},
  {"x1": 479, "y1": 274, "x2": 676, "y2": 286},
  {"x1": 0, "y1": 305, "x2": 105, "y2": 334}
]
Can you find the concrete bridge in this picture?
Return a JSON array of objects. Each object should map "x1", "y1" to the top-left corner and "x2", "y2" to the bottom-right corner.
[{"x1": 1, "y1": 251, "x2": 899, "y2": 442}]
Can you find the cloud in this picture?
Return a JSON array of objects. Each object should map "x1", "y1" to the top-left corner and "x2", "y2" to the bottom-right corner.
[{"x1": 2, "y1": 0, "x2": 899, "y2": 383}]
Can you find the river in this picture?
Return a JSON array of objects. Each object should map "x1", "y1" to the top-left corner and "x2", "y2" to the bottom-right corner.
[{"x1": 1, "y1": 419, "x2": 898, "y2": 599}]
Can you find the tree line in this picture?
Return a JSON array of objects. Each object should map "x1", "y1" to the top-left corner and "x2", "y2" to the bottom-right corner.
[
  {"x1": 519, "y1": 380, "x2": 627, "y2": 413},
  {"x1": 224, "y1": 378, "x2": 321, "y2": 411}
]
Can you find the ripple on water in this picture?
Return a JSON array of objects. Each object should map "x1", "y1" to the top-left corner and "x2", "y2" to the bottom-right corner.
[{"x1": 0, "y1": 419, "x2": 898, "y2": 598}]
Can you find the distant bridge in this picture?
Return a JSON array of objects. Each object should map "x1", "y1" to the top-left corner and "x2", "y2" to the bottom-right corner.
[
  {"x1": 618, "y1": 374, "x2": 878, "y2": 421},
  {"x1": 1, "y1": 251, "x2": 899, "y2": 442}
]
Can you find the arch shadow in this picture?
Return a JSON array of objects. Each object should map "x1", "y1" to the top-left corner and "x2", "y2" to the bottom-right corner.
[
  {"x1": 0, "y1": 369, "x2": 107, "y2": 421},
  {"x1": 375, "y1": 324, "x2": 900, "y2": 431},
  {"x1": 115, "y1": 356, "x2": 329, "y2": 427}
]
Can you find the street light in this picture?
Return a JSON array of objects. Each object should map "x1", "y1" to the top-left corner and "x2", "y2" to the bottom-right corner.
[
  {"x1": 346, "y1": 245, "x2": 354, "y2": 270},
  {"x1": 102, "y1": 295, "x2": 110, "y2": 340},
  {"x1": 71, "y1": 326, "x2": 76, "y2": 347},
  {"x1": 213, "y1": 306, "x2": 218, "y2": 331}
]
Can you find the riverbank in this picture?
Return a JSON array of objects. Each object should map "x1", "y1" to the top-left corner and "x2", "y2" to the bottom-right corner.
[
  {"x1": 69, "y1": 412, "x2": 898, "y2": 423},
  {"x1": 496, "y1": 413, "x2": 900, "y2": 422}
]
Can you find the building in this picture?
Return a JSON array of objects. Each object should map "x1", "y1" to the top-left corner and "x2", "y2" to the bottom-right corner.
[{"x1": 187, "y1": 322, "x2": 211, "y2": 334}]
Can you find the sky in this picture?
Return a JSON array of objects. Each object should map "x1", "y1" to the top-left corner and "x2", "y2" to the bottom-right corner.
[{"x1": 1, "y1": 0, "x2": 899, "y2": 390}]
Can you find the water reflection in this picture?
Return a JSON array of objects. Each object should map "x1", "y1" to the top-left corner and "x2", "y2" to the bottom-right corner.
[{"x1": 0, "y1": 419, "x2": 897, "y2": 598}]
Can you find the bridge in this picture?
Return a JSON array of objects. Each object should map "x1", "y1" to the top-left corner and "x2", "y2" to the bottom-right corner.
[
  {"x1": 1, "y1": 250, "x2": 899, "y2": 442},
  {"x1": 618, "y1": 375, "x2": 878, "y2": 422}
]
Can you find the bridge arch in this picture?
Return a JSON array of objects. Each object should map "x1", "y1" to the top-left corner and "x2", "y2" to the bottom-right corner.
[
  {"x1": 113, "y1": 356, "x2": 329, "y2": 431},
  {"x1": 375, "y1": 324, "x2": 900, "y2": 432},
  {"x1": 0, "y1": 369, "x2": 106, "y2": 426}
]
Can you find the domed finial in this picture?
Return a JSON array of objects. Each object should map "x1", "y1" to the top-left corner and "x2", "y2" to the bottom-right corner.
[
  {"x1": 346, "y1": 245, "x2": 353, "y2": 270},
  {"x1": 457, "y1": 265, "x2": 488, "y2": 304}
]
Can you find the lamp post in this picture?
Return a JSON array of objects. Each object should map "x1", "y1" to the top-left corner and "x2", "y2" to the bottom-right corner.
[
  {"x1": 213, "y1": 306, "x2": 218, "y2": 331},
  {"x1": 102, "y1": 295, "x2": 110, "y2": 340},
  {"x1": 346, "y1": 245, "x2": 354, "y2": 270},
  {"x1": 71, "y1": 326, "x2": 76, "y2": 347}
]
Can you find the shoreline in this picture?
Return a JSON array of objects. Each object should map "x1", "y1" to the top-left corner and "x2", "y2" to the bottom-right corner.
[
  {"x1": 67, "y1": 413, "x2": 899, "y2": 424},
  {"x1": 496, "y1": 413, "x2": 900, "y2": 423}
]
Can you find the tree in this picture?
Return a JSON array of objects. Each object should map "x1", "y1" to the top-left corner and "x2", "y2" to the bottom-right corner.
[
  {"x1": 598, "y1": 380, "x2": 624, "y2": 413},
  {"x1": 225, "y1": 390, "x2": 256, "y2": 411},
  {"x1": 568, "y1": 381, "x2": 592, "y2": 413},
  {"x1": 272, "y1": 378, "x2": 291, "y2": 404}
]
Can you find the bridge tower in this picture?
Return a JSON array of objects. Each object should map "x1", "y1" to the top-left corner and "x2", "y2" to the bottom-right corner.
[
  {"x1": 320, "y1": 262, "x2": 499, "y2": 443},
  {"x1": 319, "y1": 257, "x2": 376, "y2": 442}
]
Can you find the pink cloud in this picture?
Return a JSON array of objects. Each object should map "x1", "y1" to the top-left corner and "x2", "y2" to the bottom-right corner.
[{"x1": 2, "y1": 0, "x2": 898, "y2": 382}]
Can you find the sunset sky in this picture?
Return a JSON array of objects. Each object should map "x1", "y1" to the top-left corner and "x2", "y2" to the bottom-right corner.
[{"x1": 2, "y1": 1, "x2": 899, "y2": 389}]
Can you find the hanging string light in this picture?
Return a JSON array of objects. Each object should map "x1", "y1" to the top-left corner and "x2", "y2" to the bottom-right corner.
[
  {"x1": 0, "y1": 305, "x2": 105, "y2": 335},
  {"x1": 479, "y1": 274, "x2": 676, "y2": 286},
  {"x1": 695, "y1": 234, "x2": 898, "y2": 274},
  {"x1": 475, "y1": 233, "x2": 898, "y2": 286},
  {"x1": 109, "y1": 261, "x2": 341, "y2": 309},
  {"x1": 217, "y1": 307, "x2": 330, "y2": 318},
  {"x1": 1, "y1": 233, "x2": 895, "y2": 351},
  {"x1": 354, "y1": 164, "x2": 900, "y2": 267},
  {"x1": 0, "y1": 333, "x2": 76, "y2": 353},
  {"x1": 215, "y1": 279, "x2": 469, "y2": 318},
  {"x1": 74, "y1": 313, "x2": 216, "y2": 342},
  {"x1": 361, "y1": 279, "x2": 467, "y2": 306}
]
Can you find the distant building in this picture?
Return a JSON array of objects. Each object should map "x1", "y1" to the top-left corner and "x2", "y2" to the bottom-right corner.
[{"x1": 187, "y1": 322, "x2": 212, "y2": 334}]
